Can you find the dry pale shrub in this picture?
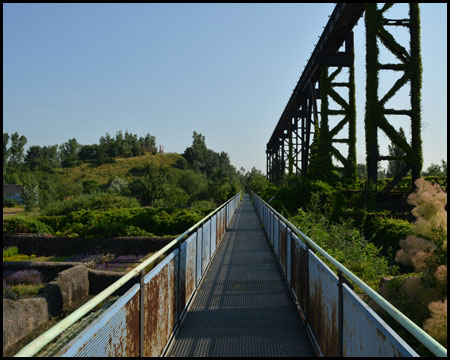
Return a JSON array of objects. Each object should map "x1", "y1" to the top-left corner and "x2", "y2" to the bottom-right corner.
[
  {"x1": 423, "y1": 299, "x2": 447, "y2": 346},
  {"x1": 395, "y1": 235, "x2": 438, "y2": 270},
  {"x1": 434, "y1": 265, "x2": 447, "y2": 289},
  {"x1": 377, "y1": 275, "x2": 442, "y2": 327},
  {"x1": 407, "y1": 178, "x2": 447, "y2": 248},
  {"x1": 386, "y1": 179, "x2": 448, "y2": 346},
  {"x1": 399, "y1": 276, "x2": 439, "y2": 305}
]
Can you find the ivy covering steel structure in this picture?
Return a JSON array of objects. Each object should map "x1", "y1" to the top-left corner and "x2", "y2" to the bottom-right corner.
[{"x1": 266, "y1": 3, "x2": 422, "y2": 192}]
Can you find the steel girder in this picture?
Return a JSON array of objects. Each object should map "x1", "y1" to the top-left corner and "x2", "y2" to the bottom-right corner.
[
  {"x1": 266, "y1": 3, "x2": 363, "y2": 183},
  {"x1": 365, "y1": 3, "x2": 423, "y2": 192}
]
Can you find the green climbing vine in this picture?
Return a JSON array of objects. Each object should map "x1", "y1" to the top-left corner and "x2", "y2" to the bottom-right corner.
[
  {"x1": 364, "y1": 3, "x2": 422, "y2": 189},
  {"x1": 409, "y1": 3, "x2": 423, "y2": 181},
  {"x1": 308, "y1": 65, "x2": 337, "y2": 184},
  {"x1": 346, "y1": 64, "x2": 358, "y2": 186}
]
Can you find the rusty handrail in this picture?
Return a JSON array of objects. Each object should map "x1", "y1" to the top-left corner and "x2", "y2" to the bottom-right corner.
[
  {"x1": 14, "y1": 191, "x2": 242, "y2": 357},
  {"x1": 251, "y1": 191, "x2": 447, "y2": 357}
]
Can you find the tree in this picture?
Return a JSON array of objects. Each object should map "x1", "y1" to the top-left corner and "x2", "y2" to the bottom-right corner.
[
  {"x1": 139, "y1": 133, "x2": 157, "y2": 154},
  {"x1": 3, "y1": 133, "x2": 10, "y2": 168},
  {"x1": 23, "y1": 183, "x2": 39, "y2": 211},
  {"x1": 245, "y1": 167, "x2": 269, "y2": 194},
  {"x1": 24, "y1": 145, "x2": 59, "y2": 171},
  {"x1": 386, "y1": 127, "x2": 408, "y2": 178},
  {"x1": 177, "y1": 169, "x2": 208, "y2": 200},
  {"x1": 8, "y1": 132, "x2": 27, "y2": 168},
  {"x1": 357, "y1": 163, "x2": 367, "y2": 180},
  {"x1": 60, "y1": 138, "x2": 81, "y2": 167},
  {"x1": 183, "y1": 131, "x2": 208, "y2": 173},
  {"x1": 129, "y1": 164, "x2": 168, "y2": 206},
  {"x1": 108, "y1": 177, "x2": 130, "y2": 196},
  {"x1": 423, "y1": 160, "x2": 447, "y2": 177}
]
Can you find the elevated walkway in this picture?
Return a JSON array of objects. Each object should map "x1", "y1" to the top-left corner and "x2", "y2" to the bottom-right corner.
[{"x1": 166, "y1": 194, "x2": 315, "y2": 357}]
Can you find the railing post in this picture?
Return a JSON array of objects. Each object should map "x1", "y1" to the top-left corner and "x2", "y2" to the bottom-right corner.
[
  {"x1": 338, "y1": 269, "x2": 354, "y2": 357},
  {"x1": 305, "y1": 243, "x2": 311, "y2": 322},
  {"x1": 139, "y1": 269, "x2": 145, "y2": 357}
]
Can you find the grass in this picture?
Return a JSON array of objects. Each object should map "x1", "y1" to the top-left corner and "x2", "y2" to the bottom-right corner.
[
  {"x1": 9, "y1": 283, "x2": 45, "y2": 298},
  {"x1": 3, "y1": 207, "x2": 25, "y2": 218},
  {"x1": 56, "y1": 153, "x2": 183, "y2": 185},
  {"x1": 2, "y1": 246, "x2": 69, "y2": 262},
  {"x1": 3, "y1": 246, "x2": 19, "y2": 258},
  {"x1": 4, "y1": 253, "x2": 37, "y2": 261}
]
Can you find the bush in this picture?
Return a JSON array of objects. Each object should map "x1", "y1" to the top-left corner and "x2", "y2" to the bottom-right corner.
[
  {"x1": 3, "y1": 253, "x2": 37, "y2": 261},
  {"x1": 3, "y1": 246, "x2": 19, "y2": 259},
  {"x1": 423, "y1": 299, "x2": 447, "y2": 346},
  {"x1": 4, "y1": 270, "x2": 42, "y2": 285},
  {"x1": 3, "y1": 197, "x2": 18, "y2": 207},
  {"x1": 43, "y1": 192, "x2": 140, "y2": 216},
  {"x1": 37, "y1": 207, "x2": 205, "y2": 238},
  {"x1": 377, "y1": 274, "x2": 441, "y2": 329},
  {"x1": 3, "y1": 216, "x2": 53, "y2": 234},
  {"x1": 378, "y1": 178, "x2": 447, "y2": 347},
  {"x1": 289, "y1": 208, "x2": 397, "y2": 290},
  {"x1": 82, "y1": 180, "x2": 100, "y2": 194},
  {"x1": 3, "y1": 270, "x2": 44, "y2": 298},
  {"x1": 189, "y1": 200, "x2": 217, "y2": 211},
  {"x1": 364, "y1": 216, "x2": 414, "y2": 264}
]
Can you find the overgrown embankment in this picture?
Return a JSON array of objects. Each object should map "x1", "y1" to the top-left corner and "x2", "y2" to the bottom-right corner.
[{"x1": 248, "y1": 175, "x2": 447, "y2": 352}]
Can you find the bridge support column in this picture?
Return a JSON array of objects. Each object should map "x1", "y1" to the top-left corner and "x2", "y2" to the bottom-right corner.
[
  {"x1": 364, "y1": 3, "x2": 423, "y2": 191},
  {"x1": 308, "y1": 31, "x2": 357, "y2": 184}
]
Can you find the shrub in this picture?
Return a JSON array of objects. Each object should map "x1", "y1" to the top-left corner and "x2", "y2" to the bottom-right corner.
[
  {"x1": 5, "y1": 270, "x2": 42, "y2": 285},
  {"x1": 289, "y1": 208, "x2": 396, "y2": 290},
  {"x1": 364, "y1": 216, "x2": 414, "y2": 263},
  {"x1": 38, "y1": 206, "x2": 205, "y2": 238},
  {"x1": 3, "y1": 246, "x2": 19, "y2": 259},
  {"x1": 3, "y1": 280, "x2": 18, "y2": 300},
  {"x1": 407, "y1": 178, "x2": 447, "y2": 248},
  {"x1": 82, "y1": 180, "x2": 100, "y2": 194},
  {"x1": 3, "y1": 253, "x2": 37, "y2": 261},
  {"x1": 3, "y1": 216, "x2": 53, "y2": 234},
  {"x1": 297, "y1": 179, "x2": 337, "y2": 215},
  {"x1": 3, "y1": 197, "x2": 18, "y2": 207},
  {"x1": 384, "y1": 178, "x2": 448, "y2": 346},
  {"x1": 189, "y1": 200, "x2": 217, "y2": 211},
  {"x1": 378, "y1": 274, "x2": 441, "y2": 328},
  {"x1": 423, "y1": 299, "x2": 447, "y2": 346},
  {"x1": 10, "y1": 283, "x2": 45, "y2": 298},
  {"x1": 395, "y1": 235, "x2": 439, "y2": 272},
  {"x1": 395, "y1": 179, "x2": 447, "y2": 277},
  {"x1": 43, "y1": 192, "x2": 140, "y2": 216}
]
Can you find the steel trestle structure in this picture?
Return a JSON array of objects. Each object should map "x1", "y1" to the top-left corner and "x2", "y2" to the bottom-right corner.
[{"x1": 266, "y1": 3, "x2": 423, "y2": 191}]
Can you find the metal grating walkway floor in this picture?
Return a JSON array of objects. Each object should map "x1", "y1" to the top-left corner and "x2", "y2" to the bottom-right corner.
[{"x1": 165, "y1": 194, "x2": 316, "y2": 357}]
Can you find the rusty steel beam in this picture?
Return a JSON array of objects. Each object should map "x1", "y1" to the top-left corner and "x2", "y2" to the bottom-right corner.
[{"x1": 267, "y1": 3, "x2": 364, "y2": 152}]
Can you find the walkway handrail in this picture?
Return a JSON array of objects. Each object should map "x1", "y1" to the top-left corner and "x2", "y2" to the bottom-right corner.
[
  {"x1": 14, "y1": 191, "x2": 242, "y2": 357},
  {"x1": 251, "y1": 191, "x2": 447, "y2": 358}
]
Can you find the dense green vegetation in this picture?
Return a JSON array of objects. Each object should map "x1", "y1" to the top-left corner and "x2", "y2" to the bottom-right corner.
[
  {"x1": 3, "y1": 130, "x2": 244, "y2": 237},
  {"x1": 247, "y1": 168, "x2": 447, "y2": 351}
]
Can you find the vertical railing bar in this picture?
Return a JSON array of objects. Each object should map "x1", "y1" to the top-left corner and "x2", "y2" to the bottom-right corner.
[
  {"x1": 305, "y1": 243, "x2": 311, "y2": 323},
  {"x1": 209, "y1": 219, "x2": 212, "y2": 262},
  {"x1": 338, "y1": 269, "x2": 344, "y2": 357},
  {"x1": 195, "y1": 230, "x2": 198, "y2": 286},
  {"x1": 139, "y1": 269, "x2": 145, "y2": 357},
  {"x1": 176, "y1": 243, "x2": 181, "y2": 324},
  {"x1": 338, "y1": 269, "x2": 354, "y2": 357}
]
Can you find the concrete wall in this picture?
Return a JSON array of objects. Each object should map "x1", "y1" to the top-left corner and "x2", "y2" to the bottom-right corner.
[
  {"x1": 3, "y1": 297, "x2": 49, "y2": 354},
  {"x1": 3, "y1": 262, "x2": 140, "y2": 355},
  {"x1": 3, "y1": 264, "x2": 88, "y2": 354}
]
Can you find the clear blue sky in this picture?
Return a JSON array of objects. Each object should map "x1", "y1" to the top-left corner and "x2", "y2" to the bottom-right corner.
[{"x1": 3, "y1": 3, "x2": 447, "y2": 174}]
